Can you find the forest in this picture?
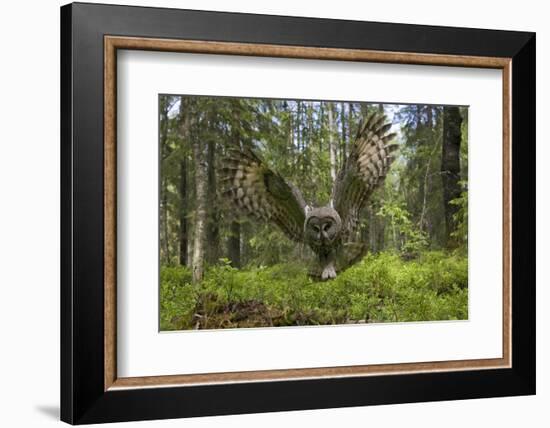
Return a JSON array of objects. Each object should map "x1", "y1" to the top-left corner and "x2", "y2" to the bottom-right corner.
[{"x1": 159, "y1": 95, "x2": 469, "y2": 331}]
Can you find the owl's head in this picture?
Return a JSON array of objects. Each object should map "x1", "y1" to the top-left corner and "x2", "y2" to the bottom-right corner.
[{"x1": 304, "y1": 206, "x2": 342, "y2": 249}]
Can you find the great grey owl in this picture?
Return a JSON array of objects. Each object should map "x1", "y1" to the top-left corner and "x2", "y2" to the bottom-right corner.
[{"x1": 221, "y1": 112, "x2": 398, "y2": 280}]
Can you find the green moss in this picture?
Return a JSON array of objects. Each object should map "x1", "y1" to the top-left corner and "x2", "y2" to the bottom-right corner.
[{"x1": 160, "y1": 251, "x2": 468, "y2": 331}]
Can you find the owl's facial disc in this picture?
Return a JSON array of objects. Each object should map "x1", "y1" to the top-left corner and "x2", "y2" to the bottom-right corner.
[
  {"x1": 307, "y1": 216, "x2": 338, "y2": 243},
  {"x1": 304, "y1": 207, "x2": 342, "y2": 248}
]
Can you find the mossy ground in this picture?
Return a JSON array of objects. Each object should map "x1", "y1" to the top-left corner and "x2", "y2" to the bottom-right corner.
[{"x1": 160, "y1": 251, "x2": 468, "y2": 331}]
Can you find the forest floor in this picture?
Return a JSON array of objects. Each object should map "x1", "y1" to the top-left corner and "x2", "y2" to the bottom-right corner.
[{"x1": 160, "y1": 251, "x2": 468, "y2": 331}]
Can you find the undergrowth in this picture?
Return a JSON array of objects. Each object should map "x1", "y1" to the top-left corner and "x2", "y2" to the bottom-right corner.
[{"x1": 160, "y1": 251, "x2": 468, "y2": 331}]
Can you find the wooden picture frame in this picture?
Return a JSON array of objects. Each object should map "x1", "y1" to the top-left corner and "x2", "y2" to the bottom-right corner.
[{"x1": 61, "y1": 2, "x2": 535, "y2": 424}]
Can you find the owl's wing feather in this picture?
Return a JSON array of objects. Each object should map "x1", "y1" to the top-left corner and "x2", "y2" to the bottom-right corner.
[
  {"x1": 221, "y1": 146, "x2": 307, "y2": 243},
  {"x1": 332, "y1": 112, "x2": 398, "y2": 240}
]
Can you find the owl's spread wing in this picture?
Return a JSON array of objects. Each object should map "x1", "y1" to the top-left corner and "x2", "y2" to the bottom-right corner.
[
  {"x1": 332, "y1": 112, "x2": 398, "y2": 240},
  {"x1": 221, "y1": 147, "x2": 307, "y2": 243}
]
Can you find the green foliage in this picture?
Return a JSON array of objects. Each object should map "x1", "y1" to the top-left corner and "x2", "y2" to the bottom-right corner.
[
  {"x1": 159, "y1": 266, "x2": 195, "y2": 330},
  {"x1": 450, "y1": 182, "x2": 468, "y2": 251},
  {"x1": 160, "y1": 251, "x2": 468, "y2": 330},
  {"x1": 247, "y1": 225, "x2": 300, "y2": 266},
  {"x1": 377, "y1": 200, "x2": 428, "y2": 256}
]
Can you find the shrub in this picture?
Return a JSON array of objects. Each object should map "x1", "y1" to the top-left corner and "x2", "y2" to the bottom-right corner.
[
  {"x1": 160, "y1": 251, "x2": 468, "y2": 330},
  {"x1": 159, "y1": 266, "x2": 195, "y2": 330}
]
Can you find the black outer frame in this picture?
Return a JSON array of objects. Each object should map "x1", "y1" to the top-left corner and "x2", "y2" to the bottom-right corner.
[{"x1": 60, "y1": 2, "x2": 535, "y2": 424}]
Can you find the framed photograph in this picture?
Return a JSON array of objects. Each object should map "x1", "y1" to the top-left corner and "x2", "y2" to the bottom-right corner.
[{"x1": 60, "y1": 2, "x2": 535, "y2": 424}]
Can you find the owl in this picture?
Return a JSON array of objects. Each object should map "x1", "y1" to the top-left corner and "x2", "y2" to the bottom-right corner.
[{"x1": 221, "y1": 112, "x2": 398, "y2": 280}]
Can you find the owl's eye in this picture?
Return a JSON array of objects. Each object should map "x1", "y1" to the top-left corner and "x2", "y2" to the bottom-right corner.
[{"x1": 312, "y1": 225, "x2": 320, "y2": 232}]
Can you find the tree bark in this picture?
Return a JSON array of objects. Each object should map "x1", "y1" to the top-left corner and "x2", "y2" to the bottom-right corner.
[
  {"x1": 227, "y1": 221, "x2": 241, "y2": 268},
  {"x1": 241, "y1": 221, "x2": 251, "y2": 266},
  {"x1": 304, "y1": 102, "x2": 313, "y2": 178},
  {"x1": 327, "y1": 103, "x2": 337, "y2": 186},
  {"x1": 191, "y1": 122, "x2": 208, "y2": 283},
  {"x1": 227, "y1": 103, "x2": 242, "y2": 268},
  {"x1": 161, "y1": 179, "x2": 170, "y2": 263},
  {"x1": 177, "y1": 98, "x2": 193, "y2": 266},
  {"x1": 348, "y1": 103, "x2": 354, "y2": 143},
  {"x1": 178, "y1": 157, "x2": 188, "y2": 266},
  {"x1": 426, "y1": 106, "x2": 433, "y2": 127},
  {"x1": 441, "y1": 106, "x2": 463, "y2": 247},
  {"x1": 206, "y1": 136, "x2": 220, "y2": 264},
  {"x1": 159, "y1": 98, "x2": 171, "y2": 263},
  {"x1": 296, "y1": 102, "x2": 302, "y2": 170},
  {"x1": 419, "y1": 143, "x2": 438, "y2": 233},
  {"x1": 367, "y1": 206, "x2": 376, "y2": 252},
  {"x1": 340, "y1": 102, "x2": 347, "y2": 165}
]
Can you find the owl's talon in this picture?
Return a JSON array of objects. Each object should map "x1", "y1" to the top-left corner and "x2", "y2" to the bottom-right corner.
[{"x1": 321, "y1": 265, "x2": 337, "y2": 280}]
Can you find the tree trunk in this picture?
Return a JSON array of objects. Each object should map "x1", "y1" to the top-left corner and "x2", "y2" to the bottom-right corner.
[
  {"x1": 160, "y1": 175, "x2": 171, "y2": 263},
  {"x1": 241, "y1": 221, "x2": 252, "y2": 266},
  {"x1": 191, "y1": 127, "x2": 208, "y2": 283},
  {"x1": 348, "y1": 103, "x2": 354, "y2": 143},
  {"x1": 178, "y1": 97, "x2": 192, "y2": 266},
  {"x1": 178, "y1": 157, "x2": 188, "y2": 266},
  {"x1": 419, "y1": 143, "x2": 438, "y2": 234},
  {"x1": 376, "y1": 105, "x2": 386, "y2": 252},
  {"x1": 441, "y1": 106, "x2": 462, "y2": 247},
  {"x1": 366, "y1": 206, "x2": 376, "y2": 252},
  {"x1": 206, "y1": 137, "x2": 220, "y2": 264},
  {"x1": 340, "y1": 102, "x2": 347, "y2": 165},
  {"x1": 360, "y1": 103, "x2": 369, "y2": 118},
  {"x1": 374, "y1": 203, "x2": 386, "y2": 253},
  {"x1": 227, "y1": 104, "x2": 242, "y2": 268},
  {"x1": 159, "y1": 98, "x2": 171, "y2": 263},
  {"x1": 427, "y1": 106, "x2": 433, "y2": 127},
  {"x1": 227, "y1": 221, "x2": 241, "y2": 268},
  {"x1": 327, "y1": 103, "x2": 337, "y2": 186},
  {"x1": 296, "y1": 101, "x2": 302, "y2": 171},
  {"x1": 318, "y1": 103, "x2": 324, "y2": 152},
  {"x1": 287, "y1": 103, "x2": 293, "y2": 169},
  {"x1": 305, "y1": 103, "x2": 313, "y2": 178}
]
